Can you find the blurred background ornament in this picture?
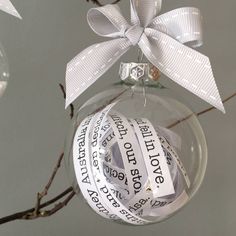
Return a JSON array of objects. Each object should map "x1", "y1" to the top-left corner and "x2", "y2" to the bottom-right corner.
[
  {"x1": 0, "y1": 0, "x2": 21, "y2": 98},
  {"x1": 0, "y1": 42, "x2": 9, "y2": 98}
]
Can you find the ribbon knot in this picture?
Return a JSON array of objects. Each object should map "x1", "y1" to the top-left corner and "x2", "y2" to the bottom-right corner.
[
  {"x1": 65, "y1": 0, "x2": 225, "y2": 113},
  {"x1": 125, "y1": 25, "x2": 144, "y2": 46}
]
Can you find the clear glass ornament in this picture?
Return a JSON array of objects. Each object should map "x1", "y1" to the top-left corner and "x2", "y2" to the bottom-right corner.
[
  {"x1": 0, "y1": 43, "x2": 9, "y2": 98},
  {"x1": 64, "y1": 62, "x2": 207, "y2": 225}
]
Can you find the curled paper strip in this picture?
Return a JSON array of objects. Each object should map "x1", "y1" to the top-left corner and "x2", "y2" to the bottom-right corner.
[
  {"x1": 66, "y1": 0, "x2": 225, "y2": 113},
  {"x1": 130, "y1": 118, "x2": 175, "y2": 198},
  {"x1": 0, "y1": 0, "x2": 21, "y2": 18},
  {"x1": 73, "y1": 103, "x2": 190, "y2": 225}
]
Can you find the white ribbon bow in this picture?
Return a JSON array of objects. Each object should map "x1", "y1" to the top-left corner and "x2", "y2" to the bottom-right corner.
[
  {"x1": 0, "y1": 0, "x2": 21, "y2": 18},
  {"x1": 65, "y1": 0, "x2": 225, "y2": 113}
]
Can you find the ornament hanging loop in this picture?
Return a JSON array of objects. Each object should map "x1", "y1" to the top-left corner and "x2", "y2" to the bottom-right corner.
[
  {"x1": 138, "y1": 49, "x2": 146, "y2": 106},
  {"x1": 137, "y1": 49, "x2": 144, "y2": 63},
  {"x1": 119, "y1": 62, "x2": 161, "y2": 107}
]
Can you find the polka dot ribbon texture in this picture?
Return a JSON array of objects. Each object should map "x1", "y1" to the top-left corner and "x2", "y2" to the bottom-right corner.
[
  {"x1": 0, "y1": 0, "x2": 21, "y2": 18},
  {"x1": 66, "y1": 0, "x2": 225, "y2": 113}
]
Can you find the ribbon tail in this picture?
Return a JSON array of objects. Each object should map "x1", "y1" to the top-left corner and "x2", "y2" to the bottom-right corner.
[
  {"x1": 0, "y1": 0, "x2": 22, "y2": 18},
  {"x1": 139, "y1": 32, "x2": 225, "y2": 113},
  {"x1": 65, "y1": 38, "x2": 131, "y2": 108}
]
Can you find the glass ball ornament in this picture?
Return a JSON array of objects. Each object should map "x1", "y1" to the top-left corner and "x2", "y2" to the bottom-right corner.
[
  {"x1": 0, "y1": 42, "x2": 9, "y2": 98},
  {"x1": 64, "y1": 63, "x2": 207, "y2": 225}
]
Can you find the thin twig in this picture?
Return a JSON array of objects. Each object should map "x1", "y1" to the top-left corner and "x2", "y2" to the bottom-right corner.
[
  {"x1": 0, "y1": 187, "x2": 73, "y2": 224},
  {"x1": 59, "y1": 84, "x2": 74, "y2": 119},
  {"x1": 196, "y1": 92, "x2": 236, "y2": 116},
  {"x1": 0, "y1": 0, "x2": 124, "y2": 227},
  {"x1": 0, "y1": 84, "x2": 77, "y2": 224},
  {"x1": 39, "y1": 153, "x2": 64, "y2": 199},
  {"x1": 167, "y1": 92, "x2": 236, "y2": 129},
  {"x1": 34, "y1": 153, "x2": 64, "y2": 215},
  {"x1": 40, "y1": 191, "x2": 76, "y2": 217},
  {"x1": 0, "y1": 87, "x2": 129, "y2": 225}
]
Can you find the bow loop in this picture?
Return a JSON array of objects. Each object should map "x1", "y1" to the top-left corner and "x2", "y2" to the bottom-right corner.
[
  {"x1": 149, "y1": 7, "x2": 203, "y2": 48},
  {"x1": 130, "y1": 0, "x2": 162, "y2": 27},
  {"x1": 88, "y1": 4, "x2": 129, "y2": 38}
]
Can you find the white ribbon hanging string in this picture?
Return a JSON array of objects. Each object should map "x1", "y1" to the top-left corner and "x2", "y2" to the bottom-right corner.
[
  {"x1": 65, "y1": 0, "x2": 225, "y2": 113},
  {"x1": 0, "y1": 0, "x2": 21, "y2": 18}
]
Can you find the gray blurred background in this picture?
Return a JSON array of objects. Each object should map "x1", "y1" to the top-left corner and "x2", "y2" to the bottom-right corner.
[{"x1": 0, "y1": 0, "x2": 235, "y2": 235}]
